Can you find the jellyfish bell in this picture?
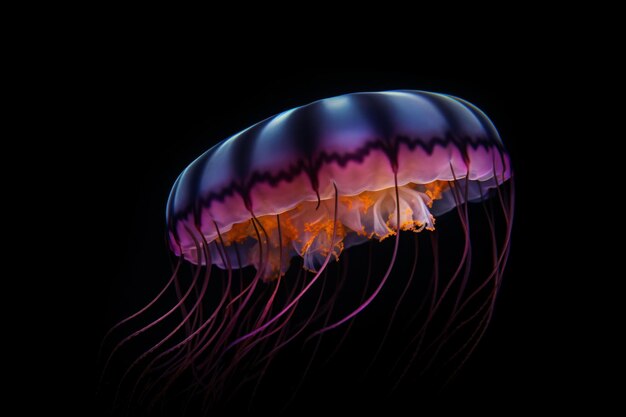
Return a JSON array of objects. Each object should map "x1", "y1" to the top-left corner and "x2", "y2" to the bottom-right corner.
[
  {"x1": 167, "y1": 91, "x2": 510, "y2": 277},
  {"x1": 103, "y1": 90, "x2": 513, "y2": 411}
]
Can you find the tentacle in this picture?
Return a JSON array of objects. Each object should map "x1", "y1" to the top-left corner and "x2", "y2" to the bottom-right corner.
[
  {"x1": 101, "y1": 252, "x2": 198, "y2": 390},
  {"x1": 366, "y1": 233, "x2": 419, "y2": 374},
  {"x1": 224, "y1": 183, "x2": 340, "y2": 350},
  {"x1": 132, "y1": 228, "x2": 237, "y2": 404},
  {"x1": 149, "y1": 231, "x2": 237, "y2": 404},
  {"x1": 325, "y1": 247, "x2": 370, "y2": 367},
  {"x1": 99, "y1": 258, "x2": 181, "y2": 362},
  {"x1": 113, "y1": 226, "x2": 210, "y2": 408},
  {"x1": 308, "y1": 173, "x2": 401, "y2": 338},
  {"x1": 285, "y1": 262, "x2": 346, "y2": 411}
]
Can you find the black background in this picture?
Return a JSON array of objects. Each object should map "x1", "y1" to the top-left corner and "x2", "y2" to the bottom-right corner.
[{"x1": 65, "y1": 55, "x2": 600, "y2": 415}]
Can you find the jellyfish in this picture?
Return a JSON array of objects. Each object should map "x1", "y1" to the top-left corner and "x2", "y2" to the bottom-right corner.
[{"x1": 102, "y1": 90, "x2": 513, "y2": 411}]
